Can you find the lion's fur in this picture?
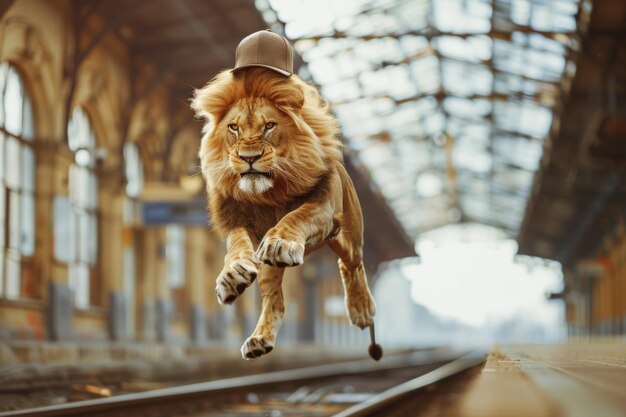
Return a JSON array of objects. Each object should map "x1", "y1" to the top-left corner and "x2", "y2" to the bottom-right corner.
[
  {"x1": 191, "y1": 67, "x2": 375, "y2": 359},
  {"x1": 192, "y1": 68, "x2": 344, "y2": 238}
]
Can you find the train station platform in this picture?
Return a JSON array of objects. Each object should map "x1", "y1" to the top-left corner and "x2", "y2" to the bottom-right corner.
[
  {"x1": 2, "y1": 342, "x2": 625, "y2": 415},
  {"x1": 461, "y1": 341, "x2": 626, "y2": 417}
]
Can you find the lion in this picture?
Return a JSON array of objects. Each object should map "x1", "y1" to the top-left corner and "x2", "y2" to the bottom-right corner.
[{"x1": 191, "y1": 67, "x2": 376, "y2": 359}]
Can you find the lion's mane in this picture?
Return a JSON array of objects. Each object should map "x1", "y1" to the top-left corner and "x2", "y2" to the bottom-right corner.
[{"x1": 191, "y1": 68, "x2": 343, "y2": 237}]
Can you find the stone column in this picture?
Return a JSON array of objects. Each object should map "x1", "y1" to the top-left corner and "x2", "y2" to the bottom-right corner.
[
  {"x1": 153, "y1": 228, "x2": 170, "y2": 342},
  {"x1": 45, "y1": 146, "x2": 74, "y2": 341},
  {"x1": 204, "y1": 233, "x2": 226, "y2": 341},
  {"x1": 186, "y1": 227, "x2": 207, "y2": 343},
  {"x1": 138, "y1": 228, "x2": 160, "y2": 341},
  {"x1": 98, "y1": 174, "x2": 127, "y2": 341}
]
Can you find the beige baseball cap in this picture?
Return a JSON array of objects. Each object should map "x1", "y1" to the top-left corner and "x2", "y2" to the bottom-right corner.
[{"x1": 232, "y1": 29, "x2": 294, "y2": 76}]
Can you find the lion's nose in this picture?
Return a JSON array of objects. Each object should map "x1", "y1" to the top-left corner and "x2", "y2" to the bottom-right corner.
[{"x1": 238, "y1": 150, "x2": 262, "y2": 164}]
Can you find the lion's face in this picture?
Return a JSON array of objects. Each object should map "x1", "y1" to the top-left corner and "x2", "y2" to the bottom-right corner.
[
  {"x1": 202, "y1": 96, "x2": 329, "y2": 203},
  {"x1": 221, "y1": 99, "x2": 285, "y2": 195}
]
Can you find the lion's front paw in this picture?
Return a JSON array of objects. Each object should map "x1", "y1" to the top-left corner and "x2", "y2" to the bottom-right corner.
[
  {"x1": 215, "y1": 258, "x2": 258, "y2": 305},
  {"x1": 241, "y1": 335, "x2": 275, "y2": 359},
  {"x1": 346, "y1": 292, "x2": 376, "y2": 329},
  {"x1": 256, "y1": 231, "x2": 304, "y2": 268}
]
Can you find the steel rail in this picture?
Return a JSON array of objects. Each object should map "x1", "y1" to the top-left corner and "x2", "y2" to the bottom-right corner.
[
  {"x1": 333, "y1": 350, "x2": 486, "y2": 417},
  {"x1": 1, "y1": 349, "x2": 465, "y2": 417}
]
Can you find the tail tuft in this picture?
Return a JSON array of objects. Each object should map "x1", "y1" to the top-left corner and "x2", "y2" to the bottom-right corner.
[{"x1": 368, "y1": 343, "x2": 383, "y2": 361}]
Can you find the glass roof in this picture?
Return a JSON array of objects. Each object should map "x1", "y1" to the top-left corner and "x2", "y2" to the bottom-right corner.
[{"x1": 255, "y1": 0, "x2": 580, "y2": 237}]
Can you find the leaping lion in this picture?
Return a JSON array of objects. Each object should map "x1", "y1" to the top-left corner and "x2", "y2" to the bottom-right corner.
[{"x1": 191, "y1": 30, "x2": 377, "y2": 360}]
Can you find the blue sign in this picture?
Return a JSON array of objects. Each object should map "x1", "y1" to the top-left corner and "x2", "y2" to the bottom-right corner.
[{"x1": 141, "y1": 199, "x2": 209, "y2": 226}]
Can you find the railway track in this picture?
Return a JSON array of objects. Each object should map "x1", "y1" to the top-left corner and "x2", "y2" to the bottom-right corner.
[{"x1": 1, "y1": 349, "x2": 485, "y2": 417}]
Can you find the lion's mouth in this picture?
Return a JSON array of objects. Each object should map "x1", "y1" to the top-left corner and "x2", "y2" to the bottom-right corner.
[{"x1": 240, "y1": 170, "x2": 273, "y2": 179}]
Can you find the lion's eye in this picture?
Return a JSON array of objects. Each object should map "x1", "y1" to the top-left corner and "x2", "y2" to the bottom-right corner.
[
  {"x1": 264, "y1": 122, "x2": 276, "y2": 131},
  {"x1": 228, "y1": 123, "x2": 238, "y2": 132}
]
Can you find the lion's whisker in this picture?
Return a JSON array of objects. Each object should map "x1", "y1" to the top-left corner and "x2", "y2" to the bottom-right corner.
[{"x1": 209, "y1": 161, "x2": 237, "y2": 184}]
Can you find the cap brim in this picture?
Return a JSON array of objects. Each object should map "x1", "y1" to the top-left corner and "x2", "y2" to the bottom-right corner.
[{"x1": 231, "y1": 63, "x2": 291, "y2": 77}]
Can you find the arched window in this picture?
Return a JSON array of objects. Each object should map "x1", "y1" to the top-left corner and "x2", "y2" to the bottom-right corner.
[
  {"x1": 124, "y1": 142, "x2": 143, "y2": 198},
  {"x1": 66, "y1": 108, "x2": 98, "y2": 308},
  {"x1": 0, "y1": 63, "x2": 36, "y2": 299}
]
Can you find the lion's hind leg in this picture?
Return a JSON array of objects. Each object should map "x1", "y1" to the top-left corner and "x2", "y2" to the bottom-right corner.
[
  {"x1": 241, "y1": 265, "x2": 285, "y2": 359},
  {"x1": 338, "y1": 257, "x2": 376, "y2": 329},
  {"x1": 329, "y1": 233, "x2": 376, "y2": 330}
]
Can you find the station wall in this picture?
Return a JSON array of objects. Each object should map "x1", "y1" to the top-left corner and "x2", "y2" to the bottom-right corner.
[
  {"x1": 565, "y1": 221, "x2": 626, "y2": 337},
  {"x1": 0, "y1": 0, "x2": 358, "y2": 349}
]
